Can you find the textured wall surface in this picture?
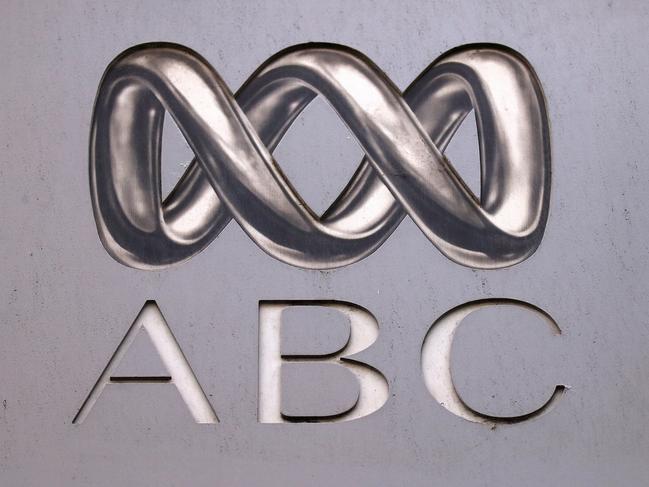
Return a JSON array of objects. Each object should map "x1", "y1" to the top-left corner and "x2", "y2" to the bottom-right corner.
[{"x1": 1, "y1": 0, "x2": 648, "y2": 485}]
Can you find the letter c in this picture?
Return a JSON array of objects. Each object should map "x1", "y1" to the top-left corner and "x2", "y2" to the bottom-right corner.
[{"x1": 421, "y1": 299, "x2": 565, "y2": 425}]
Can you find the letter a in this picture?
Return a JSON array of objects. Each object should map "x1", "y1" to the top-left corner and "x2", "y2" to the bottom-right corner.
[{"x1": 73, "y1": 301, "x2": 218, "y2": 424}]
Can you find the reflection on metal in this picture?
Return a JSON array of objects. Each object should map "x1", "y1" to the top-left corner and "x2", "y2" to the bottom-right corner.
[
  {"x1": 421, "y1": 299, "x2": 564, "y2": 425},
  {"x1": 258, "y1": 301, "x2": 389, "y2": 423},
  {"x1": 90, "y1": 43, "x2": 551, "y2": 270}
]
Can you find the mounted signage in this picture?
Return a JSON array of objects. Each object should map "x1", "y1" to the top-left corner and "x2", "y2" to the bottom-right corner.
[
  {"x1": 74, "y1": 42, "x2": 561, "y2": 426},
  {"x1": 3, "y1": 2, "x2": 648, "y2": 486}
]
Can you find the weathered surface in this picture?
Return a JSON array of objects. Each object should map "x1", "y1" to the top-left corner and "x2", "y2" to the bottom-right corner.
[{"x1": 1, "y1": 0, "x2": 648, "y2": 485}]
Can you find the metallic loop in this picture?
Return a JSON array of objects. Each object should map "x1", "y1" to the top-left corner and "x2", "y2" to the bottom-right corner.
[{"x1": 90, "y1": 43, "x2": 551, "y2": 270}]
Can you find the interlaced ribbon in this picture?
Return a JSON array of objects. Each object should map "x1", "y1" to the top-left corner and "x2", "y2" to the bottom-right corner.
[{"x1": 90, "y1": 43, "x2": 550, "y2": 270}]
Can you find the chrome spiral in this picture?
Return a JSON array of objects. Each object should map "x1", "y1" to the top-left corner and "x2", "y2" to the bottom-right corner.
[{"x1": 90, "y1": 43, "x2": 550, "y2": 270}]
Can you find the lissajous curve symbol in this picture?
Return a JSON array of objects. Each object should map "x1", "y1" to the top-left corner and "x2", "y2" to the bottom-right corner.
[{"x1": 90, "y1": 42, "x2": 551, "y2": 270}]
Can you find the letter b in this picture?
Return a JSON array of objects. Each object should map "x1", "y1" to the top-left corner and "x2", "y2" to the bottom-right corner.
[{"x1": 258, "y1": 301, "x2": 389, "y2": 423}]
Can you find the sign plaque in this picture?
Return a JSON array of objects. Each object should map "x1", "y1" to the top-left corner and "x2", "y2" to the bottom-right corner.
[{"x1": 1, "y1": 1, "x2": 648, "y2": 485}]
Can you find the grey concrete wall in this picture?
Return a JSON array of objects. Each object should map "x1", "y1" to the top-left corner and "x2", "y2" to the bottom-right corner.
[{"x1": 1, "y1": 0, "x2": 648, "y2": 485}]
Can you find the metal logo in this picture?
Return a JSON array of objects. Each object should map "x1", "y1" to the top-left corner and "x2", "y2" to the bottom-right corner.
[{"x1": 90, "y1": 43, "x2": 551, "y2": 270}]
